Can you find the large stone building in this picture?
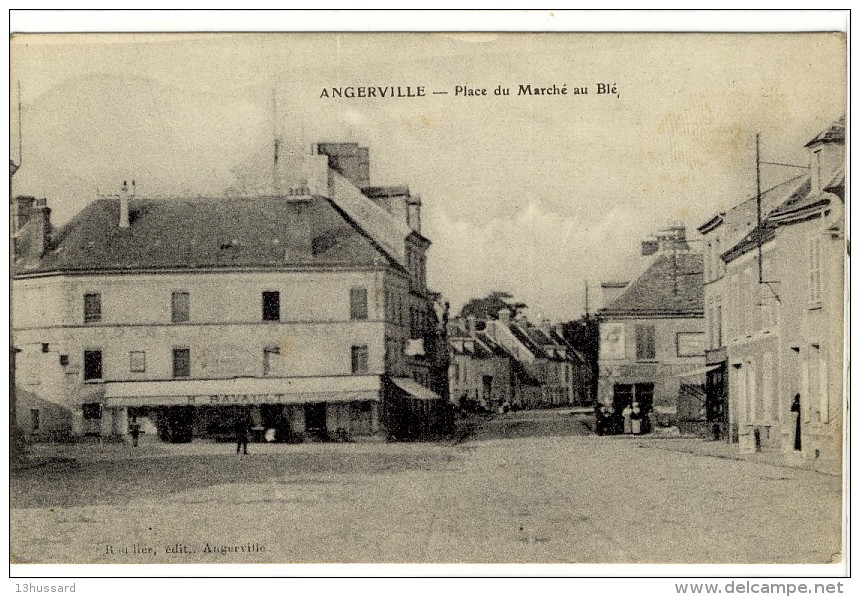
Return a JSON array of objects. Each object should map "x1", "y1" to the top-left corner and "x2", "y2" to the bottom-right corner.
[
  {"x1": 701, "y1": 117, "x2": 845, "y2": 459},
  {"x1": 12, "y1": 142, "x2": 450, "y2": 443},
  {"x1": 597, "y1": 241, "x2": 705, "y2": 429}
]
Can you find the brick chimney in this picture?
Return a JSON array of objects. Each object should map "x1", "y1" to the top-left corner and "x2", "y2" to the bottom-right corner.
[
  {"x1": 497, "y1": 309, "x2": 510, "y2": 325},
  {"x1": 33, "y1": 198, "x2": 51, "y2": 256},
  {"x1": 406, "y1": 195, "x2": 422, "y2": 233},
  {"x1": 119, "y1": 181, "x2": 130, "y2": 229},
  {"x1": 466, "y1": 315, "x2": 477, "y2": 336}
]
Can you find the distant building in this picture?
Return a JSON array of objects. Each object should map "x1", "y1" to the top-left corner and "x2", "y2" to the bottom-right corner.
[
  {"x1": 482, "y1": 311, "x2": 590, "y2": 409},
  {"x1": 597, "y1": 240, "x2": 705, "y2": 429},
  {"x1": 12, "y1": 143, "x2": 450, "y2": 443},
  {"x1": 707, "y1": 116, "x2": 845, "y2": 459},
  {"x1": 448, "y1": 316, "x2": 514, "y2": 411}
]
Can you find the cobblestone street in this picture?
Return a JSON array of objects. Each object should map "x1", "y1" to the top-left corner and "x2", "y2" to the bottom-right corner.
[{"x1": 10, "y1": 412, "x2": 842, "y2": 565}]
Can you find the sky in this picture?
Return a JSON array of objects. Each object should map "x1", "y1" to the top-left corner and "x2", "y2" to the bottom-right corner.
[{"x1": 10, "y1": 31, "x2": 846, "y2": 321}]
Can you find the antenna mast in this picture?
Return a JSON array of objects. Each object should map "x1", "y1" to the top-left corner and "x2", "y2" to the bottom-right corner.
[
  {"x1": 584, "y1": 280, "x2": 590, "y2": 317},
  {"x1": 756, "y1": 133, "x2": 763, "y2": 284}
]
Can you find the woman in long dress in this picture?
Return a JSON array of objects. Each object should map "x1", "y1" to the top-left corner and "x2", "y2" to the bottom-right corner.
[{"x1": 622, "y1": 404, "x2": 633, "y2": 434}]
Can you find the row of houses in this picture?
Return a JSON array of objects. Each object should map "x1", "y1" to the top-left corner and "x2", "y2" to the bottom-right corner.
[
  {"x1": 699, "y1": 117, "x2": 845, "y2": 461},
  {"x1": 12, "y1": 142, "x2": 453, "y2": 443},
  {"x1": 447, "y1": 312, "x2": 592, "y2": 412},
  {"x1": 594, "y1": 116, "x2": 845, "y2": 459}
]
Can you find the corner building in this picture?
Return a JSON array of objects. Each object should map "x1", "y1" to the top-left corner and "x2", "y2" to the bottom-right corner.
[{"x1": 12, "y1": 143, "x2": 450, "y2": 442}]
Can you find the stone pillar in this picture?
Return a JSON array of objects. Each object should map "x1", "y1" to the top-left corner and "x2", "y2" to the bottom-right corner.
[
  {"x1": 286, "y1": 404, "x2": 305, "y2": 433},
  {"x1": 71, "y1": 408, "x2": 84, "y2": 436},
  {"x1": 99, "y1": 407, "x2": 114, "y2": 437},
  {"x1": 113, "y1": 407, "x2": 129, "y2": 436}
]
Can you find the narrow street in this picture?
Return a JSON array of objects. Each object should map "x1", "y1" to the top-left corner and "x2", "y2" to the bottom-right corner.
[{"x1": 11, "y1": 411, "x2": 842, "y2": 565}]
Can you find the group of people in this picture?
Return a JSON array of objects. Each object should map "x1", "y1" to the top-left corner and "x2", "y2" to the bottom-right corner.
[{"x1": 595, "y1": 402, "x2": 654, "y2": 436}]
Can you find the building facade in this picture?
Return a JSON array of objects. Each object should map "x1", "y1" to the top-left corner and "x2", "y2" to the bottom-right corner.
[
  {"x1": 12, "y1": 143, "x2": 450, "y2": 443},
  {"x1": 712, "y1": 117, "x2": 845, "y2": 459},
  {"x1": 597, "y1": 248, "x2": 705, "y2": 429}
]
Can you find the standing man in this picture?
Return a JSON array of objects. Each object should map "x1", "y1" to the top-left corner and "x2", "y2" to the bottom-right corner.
[
  {"x1": 791, "y1": 394, "x2": 802, "y2": 451},
  {"x1": 129, "y1": 417, "x2": 141, "y2": 447},
  {"x1": 234, "y1": 415, "x2": 250, "y2": 455}
]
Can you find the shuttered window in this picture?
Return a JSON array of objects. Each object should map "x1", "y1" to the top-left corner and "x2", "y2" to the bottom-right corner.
[
  {"x1": 172, "y1": 348, "x2": 190, "y2": 378},
  {"x1": 84, "y1": 350, "x2": 103, "y2": 380},
  {"x1": 350, "y1": 287, "x2": 368, "y2": 320},
  {"x1": 84, "y1": 293, "x2": 101, "y2": 323},
  {"x1": 635, "y1": 324, "x2": 656, "y2": 360},
  {"x1": 351, "y1": 345, "x2": 369, "y2": 375},
  {"x1": 262, "y1": 291, "x2": 280, "y2": 321},
  {"x1": 171, "y1": 291, "x2": 190, "y2": 323}
]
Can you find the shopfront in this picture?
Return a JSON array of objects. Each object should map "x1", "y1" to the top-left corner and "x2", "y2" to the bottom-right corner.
[{"x1": 104, "y1": 376, "x2": 382, "y2": 442}]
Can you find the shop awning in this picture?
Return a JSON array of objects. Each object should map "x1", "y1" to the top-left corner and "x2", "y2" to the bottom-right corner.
[
  {"x1": 675, "y1": 365, "x2": 721, "y2": 378},
  {"x1": 103, "y1": 375, "x2": 381, "y2": 407},
  {"x1": 390, "y1": 377, "x2": 441, "y2": 400}
]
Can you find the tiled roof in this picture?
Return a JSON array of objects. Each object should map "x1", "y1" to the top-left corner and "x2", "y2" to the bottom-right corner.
[
  {"x1": 598, "y1": 253, "x2": 704, "y2": 317},
  {"x1": 805, "y1": 116, "x2": 845, "y2": 147},
  {"x1": 15, "y1": 195, "x2": 400, "y2": 275},
  {"x1": 509, "y1": 324, "x2": 548, "y2": 358},
  {"x1": 721, "y1": 225, "x2": 777, "y2": 264},
  {"x1": 474, "y1": 332, "x2": 513, "y2": 358}
]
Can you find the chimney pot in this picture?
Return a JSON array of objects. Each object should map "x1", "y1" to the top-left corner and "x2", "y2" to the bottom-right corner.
[{"x1": 119, "y1": 181, "x2": 130, "y2": 229}]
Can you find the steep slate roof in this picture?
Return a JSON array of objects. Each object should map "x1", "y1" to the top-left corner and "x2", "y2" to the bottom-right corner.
[
  {"x1": 599, "y1": 253, "x2": 704, "y2": 318},
  {"x1": 15, "y1": 195, "x2": 400, "y2": 275}
]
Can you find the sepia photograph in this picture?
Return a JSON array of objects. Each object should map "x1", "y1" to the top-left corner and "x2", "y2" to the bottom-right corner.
[{"x1": 7, "y1": 12, "x2": 849, "y2": 578}]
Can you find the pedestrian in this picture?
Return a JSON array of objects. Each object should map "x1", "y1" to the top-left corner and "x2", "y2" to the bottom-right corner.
[
  {"x1": 622, "y1": 403, "x2": 633, "y2": 434},
  {"x1": 129, "y1": 417, "x2": 141, "y2": 447},
  {"x1": 630, "y1": 402, "x2": 642, "y2": 435},
  {"x1": 791, "y1": 393, "x2": 802, "y2": 451},
  {"x1": 234, "y1": 415, "x2": 250, "y2": 455}
]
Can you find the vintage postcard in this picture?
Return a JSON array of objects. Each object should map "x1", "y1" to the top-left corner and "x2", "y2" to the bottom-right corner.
[{"x1": 8, "y1": 17, "x2": 848, "y2": 577}]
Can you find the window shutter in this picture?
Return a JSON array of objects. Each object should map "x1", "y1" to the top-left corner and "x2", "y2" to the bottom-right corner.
[{"x1": 350, "y1": 287, "x2": 368, "y2": 320}]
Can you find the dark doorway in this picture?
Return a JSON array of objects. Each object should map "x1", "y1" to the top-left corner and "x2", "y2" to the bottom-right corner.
[
  {"x1": 612, "y1": 384, "x2": 634, "y2": 413},
  {"x1": 482, "y1": 375, "x2": 494, "y2": 404},
  {"x1": 165, "y1": 406, "x2": 194, "y2": 443},
  {"x1": 305, "y1": 402, "x2": 327, "y2": 434}
]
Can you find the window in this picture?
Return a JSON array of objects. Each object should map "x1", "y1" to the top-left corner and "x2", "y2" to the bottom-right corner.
[
  {"x1": 351, "y1": 345, "x2": 369, "y2": 375},
  {"x1": 263, "y1": 346, "x2": 280, "y2": 376},
  {"x1": 808, "y1": 235, "x2": 822, "y2": 305},
  {"x1": 82, "y1": 402, "x2": 102, "y2": 420},
  {"x1": 171, "y1": 291, "x2": 190, "y2": 323},
  {"x1": 635, "y1": 324, "x2": 656, "y2": 360},
  {"x1": 83, "y1": 350, "x2": 103, "y2": 381},
  {"x1": 350, "y1": 287, "x2": 368, "y2": 320},
  {"x1": 84, "y1": 292, "x2": 101, "y2": 323},
  {"x1": 677, "y1": 332, "x2": 705, "y2": 357},
  {"x1": 31, "y1": 408, "x2": 40, "y2": 432},
  {"x1": 172, "y1": 348, "x2": 190, "y2": 378},
  {"x1": 262, "y1": 291, "x2": 280, "y2": 321},
  {"x1": 59, "y1": 354, "x2": 69, "y2": 367},
  {"x1": 129, "y1": 351, "x2": 146, "y2": 373}
]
